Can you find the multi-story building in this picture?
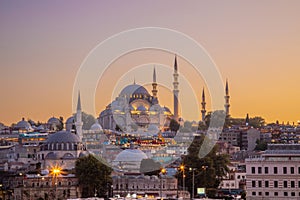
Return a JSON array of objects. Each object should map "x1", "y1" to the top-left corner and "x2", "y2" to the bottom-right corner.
[
  {"x1": 220, "y1": 127, "x2": 260, "y2": 151},
  {"x1": 246, "y1": 144, "x2": 300, "y2": 199}
]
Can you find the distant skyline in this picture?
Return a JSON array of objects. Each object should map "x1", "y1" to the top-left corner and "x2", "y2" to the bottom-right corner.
[{"x1": 1, "y1": 1, "x2": 300, "y2": 125}]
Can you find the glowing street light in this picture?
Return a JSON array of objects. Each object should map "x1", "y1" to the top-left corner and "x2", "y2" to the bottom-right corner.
[
  {"x1": 179, "y1": 164, "x2": 185, "y2": 198},
  {"x1": 160, "y1": 168, "x2": 167, "y2": 199}
]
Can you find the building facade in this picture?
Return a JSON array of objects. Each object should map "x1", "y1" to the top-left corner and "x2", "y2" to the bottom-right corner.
[{"x1": 246, "y1": 144, "x2": 300, "y2": 199}]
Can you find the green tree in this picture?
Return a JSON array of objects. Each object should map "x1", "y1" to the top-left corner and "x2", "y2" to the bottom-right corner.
[
  {"x1": 254, "y1": 139, "x2": 268, "y2": 151},
  {"x1": 169, "y1": 119, "x2": 180, "y2": 133},
  {"x1": 177, "y1": 135, "x2": 230, "y2": 198},
  {"x1": 74, "y1": 112, "x2": 96, "y2": 130},
  {"x1": 75, "y1": 154, "x2": 112, "y2": 197},
  {"x1": 249, "y1": 116, "x2": 265, "y2": 128}
]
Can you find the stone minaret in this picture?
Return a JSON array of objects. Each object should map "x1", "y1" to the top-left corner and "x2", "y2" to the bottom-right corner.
[
  {"x1": 173, "y1": 55, "x2": 179, "y2": 121},
  {"x1": 224, "y1": 79, "x2": 230, "y2": 117},
  {"x1": 201, "y1": 88, "x2": 206, "y2": 122},
  {"x1": 75, "y1": 91, "x2": 83, "y2": 141},
  {"x1": 152, "y1": 66, "x2": 158, "y2": 103}
]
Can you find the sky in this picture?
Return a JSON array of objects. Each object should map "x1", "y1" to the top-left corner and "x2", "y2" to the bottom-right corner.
[{"x1": 1, "y1": 1, "x2": 300, "y2": 125}]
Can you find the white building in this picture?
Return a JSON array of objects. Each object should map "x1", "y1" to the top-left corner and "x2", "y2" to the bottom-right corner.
[{"x1": 246, "y1": 144, "x2": 300, "y2": 199}]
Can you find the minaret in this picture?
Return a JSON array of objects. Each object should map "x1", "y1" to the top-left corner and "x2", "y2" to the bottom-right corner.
[
  {"x1": 152, "y1": 66, "x2": 158, "y2": 98},
  {"x1": 75, "y1": 91, "x2": 83, "y2": 141},
  {"x1": 173, "y1": 55, "x2": 179, "y2": 121},
  {"x1": 245, "y1": 113, "x2": 249, "y2": 126},
  {"x1": 224, "y1": 79, "x2": 230, "y2": 117},
  {"x1": 201, "y1": 88, "x2": 206, "y2": 122}
]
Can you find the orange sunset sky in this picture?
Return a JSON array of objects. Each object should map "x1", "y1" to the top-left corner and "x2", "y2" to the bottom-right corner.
[{"x1": 1, "y1": 1, "x2": 300, "y2": 125}]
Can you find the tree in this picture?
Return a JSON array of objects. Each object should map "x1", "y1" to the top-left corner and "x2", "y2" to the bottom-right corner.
[
  {"x1": 249, "y1": 116, "x2": 265, "y2": 128},
  {"x1": 169, "y1": 119, "x2": 180, "y2": 133},
  {"x1": 177, "y1": 135, "x2": 230, "y2": 198},
  {"x1": 254, "y1": 139, "x2": 268, "y2": 151},
  {"x1": 75, "y1": 154, "x2": 112, "y2": 197},
  {"x1": 74, "y1": 112, "x2": 96, "y2": 130}
]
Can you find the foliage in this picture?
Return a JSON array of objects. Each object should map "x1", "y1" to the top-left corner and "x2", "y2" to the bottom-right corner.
[
  {"x1": 203, "y1": 110, "x2": 227, "y2": 129},
  {"x1": 75, "y1": 154, "x2": 112, "y2": 197},
  {"x1": 177, "y1": 135, "x2": 230, "y2": 198},
  {"x1": 254, "y1": 139, "x2": 268, "y2": 151},
  {"x1": 169, "y1": 119, "x2": 180, "y2": 133},
  {"x1": 140, "y1": 159, "x2": 161, "y2": 175},
  {"x1": 249, "y1": 116, "x2": 265, "y2": 128},
  {"x1": 74, "y1": 112, "x2": 96, "y2": 130}
]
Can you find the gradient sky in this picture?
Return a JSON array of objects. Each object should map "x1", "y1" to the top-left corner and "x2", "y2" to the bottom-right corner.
[{"x1": 1, "y1": 1, "x2": 300, "y2": 125}]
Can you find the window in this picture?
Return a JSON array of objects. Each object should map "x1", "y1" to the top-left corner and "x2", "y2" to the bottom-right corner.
[
  {"x1": 264, "y1": 167, "x2": 269, "y2": 174},
  {"x1": 258, "y1": 192, "x2": 262, "y2": 196},
  {"x1": 258, "y1": 181, "x2": 262, "y2": 187},
  {"x1": 274, "y1": 192, "x2": 278, "y2": 196},
  {"x1": 252, "y1": 181, "x2": 256, "y2": 187},
  {"x1": 284, "y1": 192, "x2": 288, "y2": 196},
  {"x1": 258, "y1": 167, "x2": 262, "y2": 174},
  {"x1": 265, "y1": 181, "x2": 269, "y2": 187},
  {"x1": 265, "y1": 192, "x2": 269, "y2": 196},
  {"x1": 274, "y1": 167, "x2": 278, "y2": 174},
  {"x1": 283, "y1": 167, "x2": 287, "y2": 174},
  {"x1": 274, "y1": 181, "x2": 278, "y2": 188},
  {"x1": 291, "y1": 192, "x2": 295, "y2": 196},
  {"x1": 252, "y1": 192, "x2": 256, "y2": 196},
  {"x1": 291, "y1": 167, "x2": 294, "y2": 174},
  {"x1": 284, "y1": 181, "x2": 288, "y2": 188},
  {"x1": 252, "y1": 167, "x2": 255, "y2": 174},
  {"x1": 291, "y1": 181, "x2": 295, "y2": 188},
  {"x1": 298, "y1": 167, "x2": 300, "y2": 174}
]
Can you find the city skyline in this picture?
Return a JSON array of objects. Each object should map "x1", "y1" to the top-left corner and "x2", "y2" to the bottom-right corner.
[{"x1": 1, "y1": 1, "x2": 300, "y2": 125}]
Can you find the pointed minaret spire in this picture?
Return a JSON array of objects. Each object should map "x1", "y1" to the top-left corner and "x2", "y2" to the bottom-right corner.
[
  {"x1": 75, "y1": 91, "x2": 83, "y2": 141},
  {"x1": 153, "y1": 66, "x2": 157, "y2": 83},
  {"x1": 173, "y1": 55, "x2": 179, "y2": 121},
  {"x1": 174, "y1": 55, "x2": 178, "y2": 72},
  {"x1": 201, "y1": 87, "x2": 206, "y2": 122},
  {"x1": 225, "y1": 79, "x2": 229, "y2": 96},
  {"x1": 77, "y1": 91, "x2": 82, "y2": 111},
  {"x1": 224, "y1": 79, "x2": 230, "y2": 117},
  {"x1": 152, "y1": 66, "x2": 158, "y2": 103},
  {"x1": 133, "y1": 77, "x2": 136, "y2": 85}
]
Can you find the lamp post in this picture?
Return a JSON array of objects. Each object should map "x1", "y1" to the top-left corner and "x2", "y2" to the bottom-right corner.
[
  {"x1": 189, "y1": 168, "x2": 195, "y2": 200},
  {"x1": 179, "y1": 164, "x2": 185, "y2": 198},
  {"x1": 160, "y1": 168, "x2": 167, "y2": 200}
]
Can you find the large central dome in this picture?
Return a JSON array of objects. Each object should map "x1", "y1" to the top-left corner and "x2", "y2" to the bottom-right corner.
[{"x1": 120, "y1": 84, "x2": 150, "y2": 96}]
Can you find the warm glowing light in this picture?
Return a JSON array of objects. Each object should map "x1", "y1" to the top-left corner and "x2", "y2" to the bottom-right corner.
[
  {"x1": 161, "y1": 168, "x2": 167, "y2": 174},
  {"x1": 51, "y1": 165, "x2": 62, "y2": 176},
  {"x1": 179, "y1": 164, "x2": 185, "y2": 171}
]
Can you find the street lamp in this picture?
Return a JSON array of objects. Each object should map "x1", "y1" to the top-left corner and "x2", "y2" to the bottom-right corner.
[
  {"x1": 179, "y1": 164, "x2": 185, "y2": 198},
  {"x1": 160, "y1": 168, "x2": 167, "y2": 199},
  {"x1": 189, "y1": 168, "x2": 195, "y2": 200}
]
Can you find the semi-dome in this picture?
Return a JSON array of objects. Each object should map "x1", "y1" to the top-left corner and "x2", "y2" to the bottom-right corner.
[
  {"x1": 120, "y1": 84, "x2": 150, "y2": 97},
  {"x1": 46, "y1": 131, "x2": 80, "y2": 144},
  {"x1": 15, "y1": 118, "x2": 32, "y2": 130},
  {"x1": 114, "y1": 148, "x2": 148, "y2": 162},
  {"x1": 90, "y1": 121, "x2": 103, "y2": 131}
]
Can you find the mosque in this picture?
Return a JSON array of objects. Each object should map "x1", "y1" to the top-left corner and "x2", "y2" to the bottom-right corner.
[{"x1": 98, "y1": 56, "x2": 180, "y2": 132}]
